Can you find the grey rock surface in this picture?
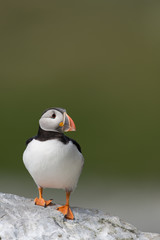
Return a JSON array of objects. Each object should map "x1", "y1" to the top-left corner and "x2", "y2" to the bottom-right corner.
[{"x1": 0, "y1": 193, "x2": 159, "y2": 240}]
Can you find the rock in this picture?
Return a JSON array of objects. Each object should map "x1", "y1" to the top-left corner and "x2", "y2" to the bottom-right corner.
[{"x1": 0, "y1": 193, "x2": 159, "y2": 240}]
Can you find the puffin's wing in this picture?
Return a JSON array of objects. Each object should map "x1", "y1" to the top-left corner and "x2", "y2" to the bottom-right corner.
[
  {"x1": 26, "y1": 136, "x2": 35, "y2": 146},
  {"x1": 70, "y1": 139, "x2": 82, "y2": 153}
]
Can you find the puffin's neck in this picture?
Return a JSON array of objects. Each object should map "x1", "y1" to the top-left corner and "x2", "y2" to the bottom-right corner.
[{"x1": 36, "y1": 126, "x2": 64, "y2": 141}]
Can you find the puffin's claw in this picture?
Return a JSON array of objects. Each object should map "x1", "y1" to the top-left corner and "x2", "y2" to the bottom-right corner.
[
  {"x1": 34, "y1": 197, "x2": 52, "y2": 207},
  {"x1": 57, "y1": 205, "x2": 74, "y2": 220}
]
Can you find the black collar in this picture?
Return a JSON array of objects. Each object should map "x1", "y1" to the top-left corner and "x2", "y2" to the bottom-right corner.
[
  {"x1": 26, "y1": 126, "x2": 82, "y2": 153},
  {"x1": 35, "y1": 127, "x2": 69, "y2": 143}
]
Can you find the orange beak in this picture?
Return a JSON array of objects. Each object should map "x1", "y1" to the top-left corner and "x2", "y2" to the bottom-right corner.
[{"x1": 65, "y1": 114, "x2": 76, "y2": 132}]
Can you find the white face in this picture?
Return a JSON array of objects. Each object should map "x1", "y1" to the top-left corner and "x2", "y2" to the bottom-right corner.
[{"x1": 39, "y1": 109, "x2": 65, "y2": 132}]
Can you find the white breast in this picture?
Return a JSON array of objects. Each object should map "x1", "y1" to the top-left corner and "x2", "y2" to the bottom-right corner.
[{"x1": 23, "y1": 139, "x2": 84, "y2": 191}]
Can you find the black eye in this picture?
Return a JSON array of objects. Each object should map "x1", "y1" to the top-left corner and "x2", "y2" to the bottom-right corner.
[{"x1": 52, "y1": 113, "x2": 56, "y2": 119}]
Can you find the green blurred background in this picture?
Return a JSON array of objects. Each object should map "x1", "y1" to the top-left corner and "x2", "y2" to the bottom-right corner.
[{"x1": 0, "y1": 0, "x2": 160, "y2": 233}]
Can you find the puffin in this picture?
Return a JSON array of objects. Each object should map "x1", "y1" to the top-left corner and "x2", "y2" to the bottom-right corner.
[{"x1": 23, "y1": 108, "x2": 84, "y2": 220}]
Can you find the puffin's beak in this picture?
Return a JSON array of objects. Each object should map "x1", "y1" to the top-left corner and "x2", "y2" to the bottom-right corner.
[{"x1": 64, "y1": 113, "x2": 76, "y2": 132}]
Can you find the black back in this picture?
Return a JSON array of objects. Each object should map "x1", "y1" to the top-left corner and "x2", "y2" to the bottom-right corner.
[{"x1": 26, "y1": 127, "x2": 82, "y2": 153}]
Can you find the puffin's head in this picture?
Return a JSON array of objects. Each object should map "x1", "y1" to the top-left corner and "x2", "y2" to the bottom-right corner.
[{"x1": 39, "y1": 108, "x2": 76, "y2": 133}]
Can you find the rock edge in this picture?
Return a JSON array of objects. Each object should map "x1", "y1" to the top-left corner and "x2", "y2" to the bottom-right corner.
[{"x1": 0, "y1": 193, "x2": 159, "y2": 240}]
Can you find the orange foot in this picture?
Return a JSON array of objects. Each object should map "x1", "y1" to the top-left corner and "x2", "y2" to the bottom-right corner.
[
  {"x1": 57, "y1": 205, "x2": 74, "y2": 220},
  {"x1": 34, "y1": 197, "x2": 52, "y2": 207}
]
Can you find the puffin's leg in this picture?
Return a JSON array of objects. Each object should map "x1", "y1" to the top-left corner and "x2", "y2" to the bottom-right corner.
[
  {"x1": 56, "y1": 191, "x2": 74, "y2": 220},
  {"x1": 34, "y1": 187, "x2": 52, "y2": 207}
]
